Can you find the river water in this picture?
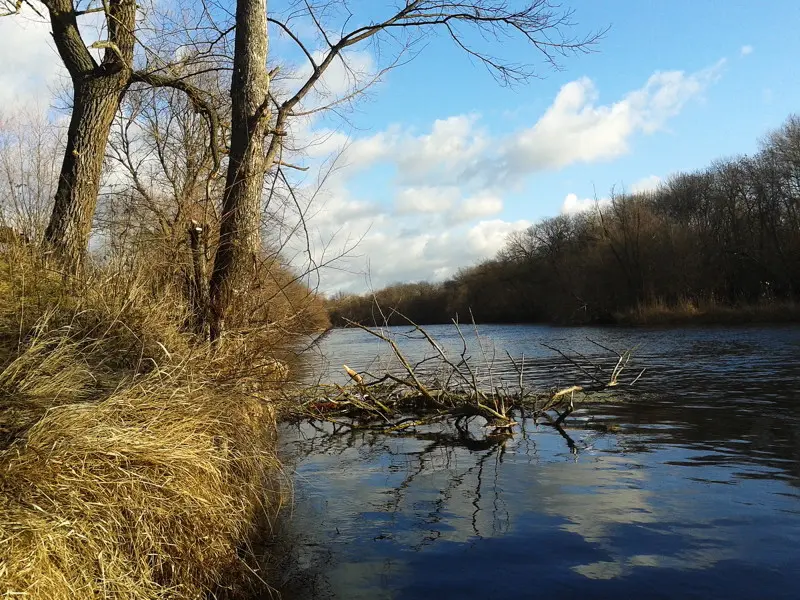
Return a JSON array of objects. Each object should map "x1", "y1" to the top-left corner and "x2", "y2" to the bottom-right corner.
[{"x1": 274, "y1": 324, "x2": 800, "y2": 599}]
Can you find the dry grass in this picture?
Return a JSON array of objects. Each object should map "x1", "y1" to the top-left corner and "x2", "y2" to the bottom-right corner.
[
  {"x1": 616, "y1": 297, "x2": 800, "y2": 326},
  {"x1": 0, "y1": 246, "x2": 295, "y2": 599},
  {"x1": 0, "y1": 374, "x2": 281, "y2": 599}
]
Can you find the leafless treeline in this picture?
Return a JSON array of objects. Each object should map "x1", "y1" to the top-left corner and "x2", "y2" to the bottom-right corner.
[{"x1": 330, "y1": 115, "x2": 800, "y2": 325}]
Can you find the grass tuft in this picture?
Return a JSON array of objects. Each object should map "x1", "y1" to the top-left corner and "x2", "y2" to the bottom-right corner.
[{"x1": 0, "y1": 246, "x2": 297, "y2": 599}]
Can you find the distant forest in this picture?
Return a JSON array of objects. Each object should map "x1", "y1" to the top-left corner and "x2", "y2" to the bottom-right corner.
[{"x1": 328, "y1": 115, "x2": 800, "y2": 326}]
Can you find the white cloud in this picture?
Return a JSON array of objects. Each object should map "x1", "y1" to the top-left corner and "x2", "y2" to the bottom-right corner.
[
  {"x1": 344, "y1": 129, "x2": 397, "y2": 166},
  {"x1": 295, "y1": 124, "x2": 399, "y2": 175},
  {"x1": 311, "y1": 60, "x2": 725, "y2": 195},
  {"x1": 394, "y1": 186, "x2": 505, "y2": 221},
  {"x1": 561, "y1": 193, "x2": 599, "y2": 215},
  {"x1": 279, "y1": 49, "x2": 385, "y2": 164},
  {"x1": 317, "y1": 50, "x2": 376, "y2": 97},
  {"x1": 500, "y1": 61, "x2": 725, "y2": 177},
  {"x1": 630, "y1": 175, "x2": 662, "y2": 193},
  {"x1": 452, "y1": 193, "x2": 504, "y2": 221},
  {"x1": 395, "y1": 186, "x2": 459, "y2": 214},
  {"x1": 299, "y1": 126, "x2": 351, "y2": 159},
  {"x1": 740, "y1": 45, "x2": 754, "y2": 56},
  {"x1": 466, "y1": 219, "x2": 530, "y2": 256},
  {"x1": 303, "y1": 186, "x2": 529, "y2": 293},
  {"x1": 502, "y1": 77, "x2": 633, "y2": 172},
  {"x1": 394, "y1": 115, "x2": 488, "y2": 186},
  {"x1": 306, "y1": 114, "x2": 488, "y2": 187},
  {"x1": 290, "y1": 49, "x2": 378, "y2": 110},
  {"x1": 0, "y1": 15, "x2": 65, "y2": 112},
  {"x1": 297, "y1": 61, "x2": 726, "y2": 292}
]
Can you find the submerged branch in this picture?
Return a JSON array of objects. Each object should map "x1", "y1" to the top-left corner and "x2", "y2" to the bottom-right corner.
[{"x1": 285, "y1": 321, "x2": 643, "y2": 435}]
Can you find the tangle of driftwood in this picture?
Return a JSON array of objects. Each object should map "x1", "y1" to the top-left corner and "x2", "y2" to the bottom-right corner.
[{"x1": 284, "y1": 318, "x2": 645, "y2": 436}]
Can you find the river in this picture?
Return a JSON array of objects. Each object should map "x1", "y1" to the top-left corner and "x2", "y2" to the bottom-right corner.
[{"x1": 273, "y1": 324, "x2": 800, "y2": 599}]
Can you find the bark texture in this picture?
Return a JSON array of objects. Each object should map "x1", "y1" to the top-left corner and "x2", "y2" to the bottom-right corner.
[
  {"x1": 209, "y1": 0, "x2": 271, "y2": 340},
  {"x1": 44, "y1": 78, "x2": 126, "y2": 268},
  {"x1": 41, "y1": 0, "x2": 137, "y2": 271}
]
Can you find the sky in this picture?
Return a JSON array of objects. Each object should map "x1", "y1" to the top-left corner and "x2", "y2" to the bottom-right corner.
[{"x1": 2, "y1": 0, "x2": 799, "y2": 293}]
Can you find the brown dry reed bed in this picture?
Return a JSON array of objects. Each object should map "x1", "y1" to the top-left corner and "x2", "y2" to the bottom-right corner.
[
  {"x1": 615, "y1": 297, "x2": 800, "y2": 326},
  {"x1": 0, "y1": 246, "x2": 303, "y2": 599}
]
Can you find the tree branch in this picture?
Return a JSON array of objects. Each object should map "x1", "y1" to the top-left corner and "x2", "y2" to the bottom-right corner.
[
  {"x1": 281, "y1": 0, "x2": 604, "y2": 114},
  {"x1": 38, "y1": 0, "x2": 98, "y2": 75},
  {"x1": 268, "y1": 16, "x2": 317, "y2": 69},
  {"x1": 130, "y1": 70, "x2": 223, "y2": 174}
]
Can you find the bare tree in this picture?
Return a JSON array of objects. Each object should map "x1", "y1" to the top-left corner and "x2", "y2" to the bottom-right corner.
[
  {"x1": 102, "y1": 70, "x2": 229, "y2": 333},
  {"x1": 208, "y1": 0, "x2": 604, "y2": 339},
  {"x1": 1, "y1": 0, "x2": 223, "y2": 272},
  {"x1": 0, "y1": 108, "x2": 64, "y2": 238}
]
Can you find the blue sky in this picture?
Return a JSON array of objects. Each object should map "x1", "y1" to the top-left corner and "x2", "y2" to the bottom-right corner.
[
  {"x1": 272, "y1": 0, "x2": 800, "y2": 292},
  {"x1": 1, "y1": 1, "x2": 798, "y2": 292}
]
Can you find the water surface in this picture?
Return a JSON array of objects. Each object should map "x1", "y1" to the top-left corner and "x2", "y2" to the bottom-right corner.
[{"x1": 276, "y1": 324, "x2": 800, "y2": 599}]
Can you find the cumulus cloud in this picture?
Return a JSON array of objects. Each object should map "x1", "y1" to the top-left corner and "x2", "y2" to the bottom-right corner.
[
  {"x1": 296, "y1": 61, "x2": 726, "y2": 292},
  {"x1": 499, "y1": 61, "x2": 725, "y2": 177},
  {"x1": 310, "y1": 60, "x2": 724, "y2": 194},
  {"x1": 303, "y1": 186, "x2": 529, "y2": 293},
  {"x1": 453, "y1": 193, "x2": 504, "y2": 221},
  {"x1": 561, "y1": 193, "x2": 600, "y2": 215},
  {"x1": 740, "y1": 45, "x2": 754, "y2": 56},
  {"x1": 304, "y1": 114, "x2": 488, "y2": 186},
  {"x1": 466, "y1": 219, "x2": 530, "y2": 256},
  {"x1": 501, "y1": 77, "x2": 634, "y2": 172},
  {"x1": 394, "y1": 115, "x2": 488, "y2": 186},
  {"x1": 315, "y1": 50, "x2": 376, "y2": 98},
  {"x1": 630, "y1": 175, "x2": 662, "y2": 193},
  {"x1": 289, "y1": 49, "x2": 378, "y2": 111},
  {"x1": 395, "y1": 186, "x2": 459, "y2": 214}
]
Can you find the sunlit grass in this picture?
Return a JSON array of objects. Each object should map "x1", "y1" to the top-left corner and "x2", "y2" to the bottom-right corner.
[{"x1": 0, "y1": 247, "x2": 291, "y2": 598}]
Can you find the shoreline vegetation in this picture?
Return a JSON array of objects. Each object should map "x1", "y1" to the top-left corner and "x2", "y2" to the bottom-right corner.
[
  {"x1": 327, "y1": 298, "x2": 800, "y2": 329},
  {"x1": 0, "y1": 246, "x2": 327, "y2": 598},
  {"x1": 614, "y1": 298, "x2": 800, "y2": 326},
  {"x1": 327, "y1": 116, "x2": 800, "y2": 330}
]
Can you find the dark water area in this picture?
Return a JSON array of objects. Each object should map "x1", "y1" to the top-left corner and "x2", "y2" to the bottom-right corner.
[{"x1": 274, "y1": 324, "x2": 800, "y2": 599}]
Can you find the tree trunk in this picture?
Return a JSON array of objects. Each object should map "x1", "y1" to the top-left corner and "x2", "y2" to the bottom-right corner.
[
  {"x1": 208, "y1": 0, "x2": 271, "y2": 340},
  {"x1": 43, "y1": 76, "x2": 125, "y2": 271},
  {"x1": 187, "y1": 220, "x2": 210, "y2": 336},
  {"x1": 39, "y1": 0, "x2": 137, "y2": 273}
]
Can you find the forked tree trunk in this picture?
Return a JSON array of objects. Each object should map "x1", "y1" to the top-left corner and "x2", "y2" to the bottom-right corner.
[
  {"x1": 43, "y1": 77, "x2": 125, "y2": 270},
  {"x1": 40, "y1": 0, "x2": 137, "y2": 273},
  {"x1": 208, "y1": 0, "x2": 271, "y2": 341}
]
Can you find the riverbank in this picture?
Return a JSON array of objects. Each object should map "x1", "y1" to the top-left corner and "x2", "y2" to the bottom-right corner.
[
  {"x1": 613, "y1": 299, "x2": 800, "y2": 326},
  {"x1": 0, "y1": 248, "x2": 299, "y2": 598},
  {"x1": 328, "y1": 298, "x2": 800, "y2": 329}
]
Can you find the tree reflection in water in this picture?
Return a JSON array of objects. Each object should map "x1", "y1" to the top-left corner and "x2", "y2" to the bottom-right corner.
[{"x1": 266, "y1": 324, "x2": 800, "y2": 599}]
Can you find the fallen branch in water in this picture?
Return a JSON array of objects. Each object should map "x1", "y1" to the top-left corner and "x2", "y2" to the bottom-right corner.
[{"x1": 284, "y1": 317, "x2": 645, "y2": 435}]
